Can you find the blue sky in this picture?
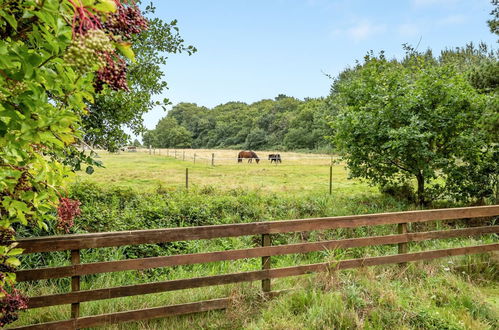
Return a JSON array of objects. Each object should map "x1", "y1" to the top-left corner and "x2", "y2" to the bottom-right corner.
[{"x1": 139, "y1": 0, "x2": 497, "y2": 129}]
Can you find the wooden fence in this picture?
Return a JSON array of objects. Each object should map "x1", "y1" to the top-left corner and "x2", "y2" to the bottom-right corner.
[{"x1": 11, "y1": 205, "x2": 499, "y2": 329}]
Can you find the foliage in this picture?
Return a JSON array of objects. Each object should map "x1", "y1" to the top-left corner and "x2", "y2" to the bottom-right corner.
[
  {"x1": 330, "y1": 51, "x2": 492, "y2": 205},
  {"x1": 83, "y1": 3, "x2": 196, "y2": 151},
  {"x1": 146, "y1": 96, "x2": 331, "y2": 151},
  {"x1": 143, "y1": 117, "x2": 192, "y2": 148},
  {"x1": 488, "y1": 0, "x2": 499, "y2": 37},
  {"x1": 0, "y1": 0, "x2": 148, "y2": 324}
]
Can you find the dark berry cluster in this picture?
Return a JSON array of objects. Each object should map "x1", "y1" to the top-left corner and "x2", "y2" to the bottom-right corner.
[
  {"x1": 95, "y1": 55, "x2": 129, "y2": 92},
  {"x1": 0, "y1": 228, "x2": 15, "y2": 246},
  {"x1": 66, "y1": 0, "x2": 148, "y2": 92},
  {"x1": 0, "y1": 289, "x2": 28, "y2": 327},
  {"x1": 104, "y1": 5, "x2": 148, "y2": 40},
  {"x1": 57, "y1": 198, "x2": 81, "y2": 233}
]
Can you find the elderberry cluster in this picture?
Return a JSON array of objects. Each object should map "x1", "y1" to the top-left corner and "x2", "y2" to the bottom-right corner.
[
  {"x1": 64, "y1": 29, "x2": 113, "y2": 72},
  {"x1": 57, "y1": 198, "x2": 81, "y2": 233},
  {"x1": 95, "y1": 56, "x2": 128, "y2": 92},
  {"x1": 104, "y1": 5, "x2": 148, "y2": 40},
  {"x1": 0, "y1": 289, "x2": 28, "y2": 327}
]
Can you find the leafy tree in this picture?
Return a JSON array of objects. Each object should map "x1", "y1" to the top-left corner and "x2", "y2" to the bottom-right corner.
[
  {"x1": 488, "y1": 0, "x2": 499, "y2": 37},
  {"x1": 0, "y1": 0, "x2": 150, "y2": 324},
  {"x1": 82, "y1": 4, "x2": 196, "y2": 151},
  {"x1": 144, "y1": 117, "x2": 192, "y2": 148},
  {"x1": 330, "y1": 52, "x2": 489, "y2": 205}
]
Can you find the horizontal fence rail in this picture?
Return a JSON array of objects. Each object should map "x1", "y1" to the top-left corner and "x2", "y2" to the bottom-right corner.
[{"x1": 11, "y1": 205, "x2": 499, "y2": 329}]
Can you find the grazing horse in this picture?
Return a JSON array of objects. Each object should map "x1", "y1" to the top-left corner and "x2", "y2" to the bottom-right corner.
[
  {"x1": 268, "y1": 154, "x2": 282, "y2": 164},
  {"x1": 237, "y1": 151, "x2": 260, "y2": 163}
]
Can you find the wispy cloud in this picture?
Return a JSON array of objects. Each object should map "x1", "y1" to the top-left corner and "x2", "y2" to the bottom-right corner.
[
  {"x1": 437, "y1": 14, "x2": 467, "y2": 25},
  {"x1": 397, "y1": 23, "x2": 421, "y2": 37},
  {"x1": 332, "y1": 20, "x2": 386, "y2": 41}
]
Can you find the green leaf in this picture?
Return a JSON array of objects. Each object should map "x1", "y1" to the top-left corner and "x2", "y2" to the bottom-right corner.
[
  {"x1": 116, "y1": 42, "x2": 135, "y2": 62},
  {"x1": 0, "y1": 12, "x2": 17, "y2": 30},
  {"x1": 93, "y1": 0, "x2": 117, "y2": 13},
  {"x1": 6, "y1": 257, "x2": 21, "y2": 267}
]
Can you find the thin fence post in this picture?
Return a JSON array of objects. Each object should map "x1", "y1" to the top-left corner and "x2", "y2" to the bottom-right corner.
[
  {"x1": 261, "y1": 233, "x2": 271, "y2": 294},
  {"x1": 194, "y1": 153, "x2": 196, "y2": 164},
  {"x1": 211, "y1": 153, "x2": 214, "y2": 166},
  {"x1": 153, "y1": 148, "x2": 156, "y2": 155},
  {"x1": 398, "y1": 223, "x2": 408, "y2": 265},
  {"x1": 174, "y1": 150, "x2": 177, "y2": 159},
  {"x1": 149, "y1": 145, "x2": 151, "y2": 155},
  {"x1": 167, "y1": 149, "x2": 169, "y2": 157},
  {"x1": 71, "y1": 249, "x2": 81, "y2": 321},
  {"x1": 183, "y1": 151, "x2": 185, "y2": 161},
  {"x1": 158, "y1": 149, "x2": 161, "y2": 155},
  {"x1": 185, "y1": 168, "x2": 189, "y2": 191},
  {"x1": 329, "y1": 165, "x2": 332, "y2": 195}
]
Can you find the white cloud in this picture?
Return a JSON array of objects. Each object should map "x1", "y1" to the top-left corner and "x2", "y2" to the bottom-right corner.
[
  {"x1": 332, "y1": 21, "x2": 386, "y2": 41},
  {"x1": 397, "y1": 23, "x2": 421, "y2": 37},
  {"x1": 437, "y1": 14, "x2": 466, "y2": 25}
]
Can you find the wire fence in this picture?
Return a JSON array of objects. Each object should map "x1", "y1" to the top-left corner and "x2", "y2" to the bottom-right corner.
[{"x1": 129, "y1": 147, "x2": 340, "y2": 166}]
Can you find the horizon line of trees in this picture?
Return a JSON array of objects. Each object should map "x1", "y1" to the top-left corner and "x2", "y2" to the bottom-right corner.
[{"x1": 141, "y1": 95, "x2": 332, "y2": 152}]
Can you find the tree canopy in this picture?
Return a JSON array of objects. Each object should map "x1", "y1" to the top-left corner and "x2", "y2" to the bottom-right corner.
[
  {"x1": 145, "y1": 96, "x2": 332, "y2": 151},
  {"x1": 329, "y1": 50, "x2": 497, "y2": 205}
]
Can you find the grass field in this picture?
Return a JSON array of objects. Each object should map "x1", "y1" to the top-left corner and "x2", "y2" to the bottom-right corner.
[{"x1": 76, "y1": 149, "x2": 375, "y2": 196}]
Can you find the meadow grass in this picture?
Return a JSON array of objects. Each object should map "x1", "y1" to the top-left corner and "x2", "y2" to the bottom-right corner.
[
  {"x1": 75, "y1": 149, "x2": 370, "y2": 196},
  {"x1": 10, "y1": 149, "x2": 499, "y2": 329}
]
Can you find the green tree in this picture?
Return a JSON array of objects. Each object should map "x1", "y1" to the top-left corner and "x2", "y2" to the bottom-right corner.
[
  {"x1": 0, "y1": 0, "x2": 150, "y2": 324},
  {"x1": 330, "y1": 52, "x2": 489, "y2": 205},
  {"x1": 82, "y1": 4, "x2": 196, "y2": 151},
  {"x1": 146, "y1": 117, "x2": 192, "y2": 148}
]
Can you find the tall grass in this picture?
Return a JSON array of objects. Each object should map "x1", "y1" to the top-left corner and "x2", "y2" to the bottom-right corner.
[{"x1": 12, "y1": 182, "x2": 498, "y2": 329}]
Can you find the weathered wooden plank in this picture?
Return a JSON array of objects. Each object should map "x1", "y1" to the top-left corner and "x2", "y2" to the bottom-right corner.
[
  {"x1": 18, "y1": 226, "x2": 499, "y2": 283},
  {"x1": 26, "y1": 243, "x2": 499, "y2": 309},
  {"x1": 11, "y1": 298, "x2": 230, "y2": 330},
  {"x1": 16, "y1": 205, "x2": 499, "y2": 253}
]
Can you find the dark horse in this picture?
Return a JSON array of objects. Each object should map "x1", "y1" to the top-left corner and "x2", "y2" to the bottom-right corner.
[
  {"x1": 268, "y1": 154, "x2": 282, "y2": 163},
  {"x1": 238, "y1": 151, "x2": 260, "y2": 163}
]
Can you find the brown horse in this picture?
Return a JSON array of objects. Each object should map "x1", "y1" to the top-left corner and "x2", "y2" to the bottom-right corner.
[{"x1": 237, "y1": 150, "x2": 260, "y2": 163}]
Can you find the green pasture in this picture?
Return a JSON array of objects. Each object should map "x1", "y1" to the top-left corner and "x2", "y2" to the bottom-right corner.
[{"x1": 75, "y1": 150, "x2": 375, "y2": 197}]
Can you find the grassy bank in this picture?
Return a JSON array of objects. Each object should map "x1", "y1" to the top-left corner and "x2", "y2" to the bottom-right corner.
[{"x1": 12, "y1": 182, "x2": 498, "y2": 329}]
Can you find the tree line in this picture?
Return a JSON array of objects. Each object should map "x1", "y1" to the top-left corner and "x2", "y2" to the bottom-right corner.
[{"x1": 142, "y1": 95, "x2": 332, "y2": 151}]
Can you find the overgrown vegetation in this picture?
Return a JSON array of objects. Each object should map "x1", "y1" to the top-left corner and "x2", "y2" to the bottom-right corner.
[{"x1": 13, "y1": 182, "x2": 498, "y2": 329}]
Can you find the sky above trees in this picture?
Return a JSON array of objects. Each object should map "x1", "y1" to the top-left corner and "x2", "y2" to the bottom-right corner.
[{"x1": 139, "y1": 0, "x2": 497, "y2": 129}]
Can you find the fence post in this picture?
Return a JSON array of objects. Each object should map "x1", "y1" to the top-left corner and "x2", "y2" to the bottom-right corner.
[
  {"x1": 398, "y1": 223, "x2": 408, "y2": 265},
  {"x1": 194, "y1": 153, "x2": 196, "y2": 164},
  {"x1": 211, "y1": 153, "x2": 214, "y2": 166},
  {"x1": 329, "y1": 165, "x2": 332, "y2": 195},
  {"x1": 149, "y1": 145, "x2": 151, "y2": 155},
  {"x1": 185, "y1": 168, "x2": 189, "y2": 191},
  {"x1": 261, "y1": 233, "x2": 271, "y2": 294},
  {"x1": 167, "y1": 149, "x2": 169, "y2": 157},
  {"x1": 153, "y1": 148, "x2": 155, "y2": 155},
  {"x1": 174, "y1": 150, "x2": 177, "y2": 159},
  {"x1": 183, "y1": 151, "x2": 185, "y2": 161},
  {"x1": 71, "y1": 249, "x2": 81, "y2": 320}
]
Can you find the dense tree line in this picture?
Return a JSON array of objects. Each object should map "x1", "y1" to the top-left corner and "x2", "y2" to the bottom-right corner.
[{"x1": 143, "y1": 95, "x2": 332, "y2": 151}]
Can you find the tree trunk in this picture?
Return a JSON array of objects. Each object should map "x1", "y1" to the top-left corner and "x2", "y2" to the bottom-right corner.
[{"x1": 416, "y1": 172, "x2": 425, "y2": 206}]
